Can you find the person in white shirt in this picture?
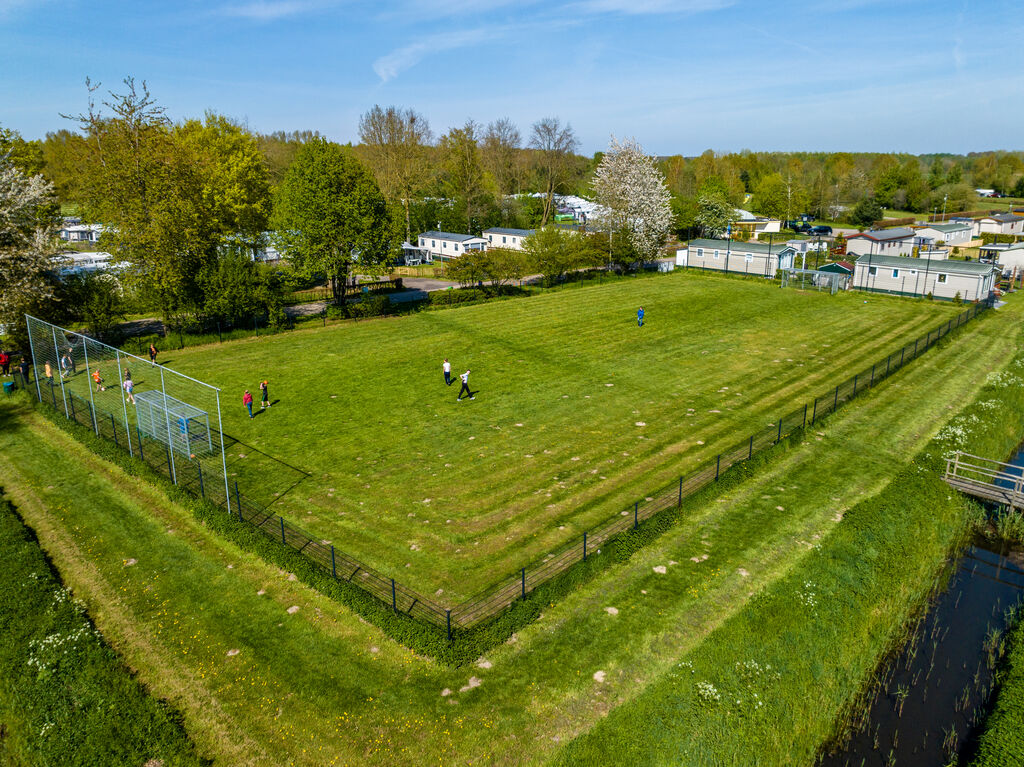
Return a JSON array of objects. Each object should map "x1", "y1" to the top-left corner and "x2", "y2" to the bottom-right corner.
[
  {"x1": 443, "y1": 358, "x2": 452, "y2": 386},
  {"x1": 457, "y1": 370, "x2": 474, "y2": 401}
]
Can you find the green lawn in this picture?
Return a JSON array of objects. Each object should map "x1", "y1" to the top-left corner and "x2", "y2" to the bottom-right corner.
[
  {"x1": 57, "y1": 272, "x2": 959, "y2": 603},
  {"x1": 2, "y1": 295, "x2": 1019, "y2": 766}
]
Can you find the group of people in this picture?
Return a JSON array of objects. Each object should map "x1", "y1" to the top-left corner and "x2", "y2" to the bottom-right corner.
[
  {"x1": 242, "y1": 380, "x2": 270, "y2": 418},
  {"x1": 442, "y1": 358, "x2": 473, "y2": 401},
  {"x1": 0, "y1": 350, "x2": 30, "y2": 384}
]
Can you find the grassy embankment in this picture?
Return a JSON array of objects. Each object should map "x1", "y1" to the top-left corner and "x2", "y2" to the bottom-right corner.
[
  {"x1": 969, "y1": 609, "x2": 1024, "y2": 766},
  {"x1": 0, "y1": 293, "x2": 1017, "y2": 764},
  {"x1": 0, "y1": 485, "x2": 206, "y2": 766},
  {"x1": 49, "y1": 270, "x2": 959, "y2": 602}
]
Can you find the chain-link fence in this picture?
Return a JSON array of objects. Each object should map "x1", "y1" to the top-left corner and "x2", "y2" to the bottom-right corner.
[{"x1": 20, "y1": 302, "x2": 990, "y2": 638}]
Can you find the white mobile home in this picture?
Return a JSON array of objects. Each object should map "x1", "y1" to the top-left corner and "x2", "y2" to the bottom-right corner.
[
  {"x1": 853, "y1": 254, "x2": 997, "y2": 301},
  {"x1": 482, "y1": 228, "x2": 535, "y2": 251},
  {"x1": 912, "y1": 222, "x2": 973, "y2": 247},
  {"x1": 676, "y1": 239, "x2": 796, "y2": 277},
  {"x1": 974, "y1": 213, "x2": 1024, "y2": 236},
  {"x1": 416, "y1": 231, "x2": 488, "y2": 262},
  {"x1": 845, "y1": 227, "x2": 921, "y2": 257},
  {"x1": 979, "y1": 241, "x2": 1024, "y2": 271}
]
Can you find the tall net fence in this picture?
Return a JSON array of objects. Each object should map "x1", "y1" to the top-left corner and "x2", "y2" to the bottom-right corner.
[
  {"x1": 19, "y1": 303, "x2": 991, "y2": 639},
  {"x1": 25, "y1": 315, "x2": 232, "y2": 510}
]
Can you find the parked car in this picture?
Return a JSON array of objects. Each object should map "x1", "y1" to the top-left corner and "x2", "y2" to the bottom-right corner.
[
  {"x1": 810, "y1": 225, "x2": 833, "y2": 236},
  {"x1": 785, "y1": 221, "x2": 813, "y2": 234}
]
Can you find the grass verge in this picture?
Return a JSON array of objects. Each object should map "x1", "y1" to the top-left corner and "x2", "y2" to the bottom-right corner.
[{"x1": 0, "y1": 487, "x2": 207, "y2": 767}]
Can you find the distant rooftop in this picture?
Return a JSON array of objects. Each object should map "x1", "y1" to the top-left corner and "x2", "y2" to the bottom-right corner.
[
  {"x1": 686, "y1": 238, "x2": 795, "y2": 255},
  {"x1": 483, "y1": 228, "x2": 535, "y2": 237},
  {"x1": 848, "y1": 227, "x2": 916, "y2": 241},
  {"x1": 417, "y1": 231, "x2": 486, "y2": 242},
  {"x1": 853, "y1": 253, "x2": 997, "y2": 275}
]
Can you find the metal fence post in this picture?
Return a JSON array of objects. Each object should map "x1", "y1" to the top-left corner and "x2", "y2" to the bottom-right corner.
[
  {"x1": 521, "y1": 568, "x2": 526, "y2": 599},
  {"x1": 51, "y1": 325, "x2": 69, "y2": 418},
  {"x1": 802, "y1": 403, "x2": 807, "y2": 428},
  {"x1": 159, "y1": 366, "x2": 177, "y2": 484},
  {"x1": 811, "y1": 397, "x2": 818, "y2": 425},
  {"x1": 852, "y1": 374, "x2": 858, "y2": 397},
  {"x1": 331, "y1": 545, "x2": 336, "y2": 578},
  {"x1": 69, "y1": 394, "x2": 76, "y2": 422},
  {"x1": 833, "y1": 385, "x2": 839, "y2": 410},
  {"x1": 715, "y1": 454, "x2": 721, "y2": 480},
  {"x1": 870, "y1": 364, "x2": 876, "y2": 387},
  {"x1": 749, "y1": 435, "x2": 754, "y2": 459},
  {"x1": 136, "y1": 427, "x2": 144, "y2": 461},
  {"x1": 197, "y1": 461, "x2": 205, "y2": 498},
  {"x1": 446, "y1": 610, "x2": 452, "y2": 641},
  {"x1": 49, "y1": 380, "x2": 57, "y2": 408},
  {"x1": 885, "y1": 356, "x2": 891, "y2": 378},
  {"x1": 678, "y1": 476, "x2": 683, "y2": 507},
  {"x1": 234, "y1": 481, "x2": 242, "y2": 521},
  {"x1": 216, "y1": 389, "x2": 230, "y2": 517},
  {"x1": 393, "y1": 578, "x2": 398, "y2": 611},
  {"x1": 634, "y1": 501, "x2": 639, "y2": 529},
  {"x1": 900, "y1": 348, "x2": 905, "y2": 367},
  {"x1": 777, "y1": 418, "x2": 782, "y2": 443},
  {"x1": 280, "y1": 516, "x2": 286, "y2": 545},
  {"x1": 165, "y1": 443, "x2": 173, "y2": 480},
  {"x1": 914, "y1": 339, "x2": 919, "y2": 357},
  {"x1": 114, "y1": 348, "x2": 134, "y2": 457},
  {"x1": 24, "y1": 317, "x2": 43, "y2": 404},
  {"x1": 80, "y1": 336, "x2": 99, "y2": 434},
  {"x1": 583, "y1": 532, "x2": 588, "y2": 561},
  {"x1": 110, "y1": 413, "x2": 118, "y2": 447}
]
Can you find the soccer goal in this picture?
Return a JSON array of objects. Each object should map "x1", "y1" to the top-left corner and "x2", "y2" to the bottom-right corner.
[{"x1": 135, "y1": 390, "x2": 213, "y2": 457}]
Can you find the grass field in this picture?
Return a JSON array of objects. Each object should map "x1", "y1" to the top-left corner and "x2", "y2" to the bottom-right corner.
[
  {"x1": 49, "y1": 272, "x2": 963, "y2": 603},
  {"x1": 2, "y1": 295, "x2": 1020, "y2": 765}
]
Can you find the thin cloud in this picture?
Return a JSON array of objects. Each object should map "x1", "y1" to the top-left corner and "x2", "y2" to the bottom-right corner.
[{"x1": 374, "y1": 34, "x2": 495, "y2": 82}]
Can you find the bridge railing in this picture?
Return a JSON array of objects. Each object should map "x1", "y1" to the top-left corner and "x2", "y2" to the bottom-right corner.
[{"x1": 945, "y1": 451, "x2": 1024, "y2": 495}]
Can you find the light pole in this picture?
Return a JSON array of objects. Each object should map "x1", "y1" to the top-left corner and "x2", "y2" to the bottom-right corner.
[{"x1": 942, "y1": 194, "x2": 948, "y2": 221}]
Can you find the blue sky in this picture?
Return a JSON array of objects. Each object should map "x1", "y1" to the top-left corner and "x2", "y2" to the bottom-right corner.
[{"x1": 1, "y1": 0, "x2": 1022, "y2": 155}]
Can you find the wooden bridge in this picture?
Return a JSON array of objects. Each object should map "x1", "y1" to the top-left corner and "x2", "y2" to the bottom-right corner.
[{"x1": 943, "y1": 452, "x2": 1024, "y2": 510}]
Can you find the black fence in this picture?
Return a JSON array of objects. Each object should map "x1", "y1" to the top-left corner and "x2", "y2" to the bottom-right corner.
[{"x1": 15, "y1": 300, "x2": 991, "y2": 639}]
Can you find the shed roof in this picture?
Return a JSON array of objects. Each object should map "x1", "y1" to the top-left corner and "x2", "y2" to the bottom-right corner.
[
  {"x1": 819, "y1": 261, "x2": 854, "y2": 274},
  {"x1": 853, "y1": 254, "x2": 998, "y2": 276},
  {"x1": 979, "y1": 213, "x2": 1022, "y2": 223}
]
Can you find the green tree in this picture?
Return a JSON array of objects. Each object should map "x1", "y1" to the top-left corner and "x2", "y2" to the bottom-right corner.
[
  {"x1": 848, "y1": 196, "x2": 883, "y2": 228},
  {"x1": 199, "y1": 249, "x2": 281, "y2": 325},
  {"x1": 752, "y1": 173, "x2": 788, "y2": 218},
  {"x1": 695, "y1": 194, "x2": 733, "y2": 238},
  {"x1": 177, "y1": 114, "x2": 272, "y2": 254},
  {"x1": 67, "y1": 78, "x2": 218, "y2": 321},
  {"x1": 271, "y1": 139, "x2": 394, "y2": 312},
  {"x1": 529, "y1": 117, "x2": 580, "y2": 226},
  {"x1": 521, "y1": 227, "x2": 590, "y2": 284},
  {"x1": 54, "y1": 272, "x2": 126, "y2": 338},
  {"x1": 438, "y1": 121, "x2": 491, "y2": 232}
]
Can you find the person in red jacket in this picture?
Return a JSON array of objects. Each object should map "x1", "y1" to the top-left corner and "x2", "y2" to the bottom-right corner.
[
  {"x1": 0, "y1": 350, "x2": 9, "y2": 376},
  {"x1": 243, "y1": 389, "x2": 254, "y2": 419}
]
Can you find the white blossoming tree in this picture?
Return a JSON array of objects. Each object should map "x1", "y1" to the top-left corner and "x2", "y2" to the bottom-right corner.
[
  {"x1": 592, "y1": 136, "x2": 672, "y2": 266},
  {"x1": 0, "y1": 152, "x2": 59, "y2": 345}
]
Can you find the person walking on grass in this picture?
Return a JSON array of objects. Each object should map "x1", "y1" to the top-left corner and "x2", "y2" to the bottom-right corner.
[
  {"x1": 442, "y1": 358, "x2": 452, "y2": 386},
  {"x1": 457, "y1": 370, "x2": 474, "y2": 401},
  {"x1": 259, "y1": 379, "x2": 270, "y2": 409},
  {"x1": 637, "y1": 306, "x2": 645, "y2": 327},
  {"x1": 243, "y1": 389, "x2": 254, "y2": 419},
  {"x1": 60, "y1": 350, "x2": 72, "y2": 379},
  {"x1": 149, "y1": 343, "x2": 158, "y2": 365},
  {"x1": 122, "y1": 372, "x2": 136, "y2": 405},
  {"x1": 91, "y1": 368, "x2": 105, "y2": 392},
  {"x1": 17, "y1": 357, "x2": 30, "y2": 387}
]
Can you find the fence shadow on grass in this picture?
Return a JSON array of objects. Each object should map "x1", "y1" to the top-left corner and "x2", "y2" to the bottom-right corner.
[{"x1": 20, "y1": 301, "x2": 992, "y2": 640}]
